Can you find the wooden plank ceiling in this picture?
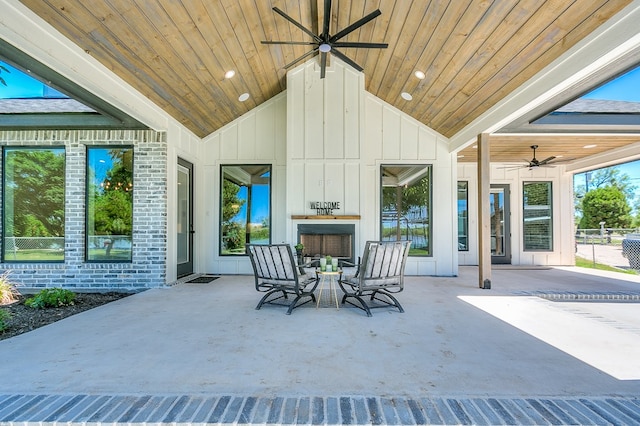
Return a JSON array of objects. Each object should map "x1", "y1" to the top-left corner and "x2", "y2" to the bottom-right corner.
[
  {"x1": 456, "y1": 134, "x2": 640, "y2": 164},
  {"x1": 19, "y1": 0, "x2": 633, "y2": 143}
]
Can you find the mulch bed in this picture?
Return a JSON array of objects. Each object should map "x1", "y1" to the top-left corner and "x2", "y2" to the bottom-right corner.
[{"x1": 0, "y1": 292, "x2": 133, "y2": 341}]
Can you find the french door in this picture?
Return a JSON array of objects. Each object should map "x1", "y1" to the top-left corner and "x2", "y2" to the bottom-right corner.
[
  {"x1": 490, "y1": 184, "x2": 511, "y2": 264},
  {"x1": 177, "y1": 158, "x2": 194, "y2": 277}
]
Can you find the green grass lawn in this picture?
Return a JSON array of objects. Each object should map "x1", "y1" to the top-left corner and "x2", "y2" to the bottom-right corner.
[
  {"x1": 3, "y1": 249, "x2": 63, "y2": 261},
  {"x1": 5, "y1": 248, "x2": 132, "y2": 262},
  {"x1": 575, "y1": 255, "x2": 638, "y2": 275}
]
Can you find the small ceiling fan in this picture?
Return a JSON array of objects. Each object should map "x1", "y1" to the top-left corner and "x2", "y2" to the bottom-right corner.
[
  {"x1": 506, "y1": 145, "x2": 571, "y2": 170},
  {"x1": 261, "y1": 0, "x2": 388, "y2": 78},
  {"x1": 498, "y1": 145, "x2": 574, "y2": 170},
  {"x1": 525, "y1": 145, "x2": 557, "y2": 168}
]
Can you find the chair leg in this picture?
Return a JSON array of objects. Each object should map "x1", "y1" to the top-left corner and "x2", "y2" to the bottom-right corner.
[
  {"x1": 343, "y1": 294, "x2": 372, "y2": 317},
  {"x1": 255, "y1": 289, "x2": 286, "y2": 310},
  {"x1": 286, "y1": 295, "x2": 304, "y2": 314},
  {"x1": 286, "y1": 293, "x2": 315, "y2": 315},
  {"x1": 371, "y1": 290, "x2": 405, "y2": 313}
]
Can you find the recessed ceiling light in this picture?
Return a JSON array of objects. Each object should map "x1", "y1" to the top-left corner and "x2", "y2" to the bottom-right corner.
[
  {"x1": 401, "y1": 92, "x2": 413, "y2": 101},
  {"x1": 457, "y1": 154, "x2": 465, "y2": 158},
  {"x1": 224, "y1": 70, "x2": 236, "y2": 79},
  {"x1": 583, "y1": 144, "x2": 597, "y2": 149},
  {"x1": 414, "y1": 71, "x2": 426, "y2": 79},
  {"x1": 472, "y1": 145, "x2": 478, "y2": 149},
  {"x1": 238, "y1": 93, "x2": 250, "y2": 102}
]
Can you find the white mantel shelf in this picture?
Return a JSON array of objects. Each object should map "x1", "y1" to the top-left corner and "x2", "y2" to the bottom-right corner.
[{"x1": 291, "y1": 215, "x2": 361, "y2": 220}]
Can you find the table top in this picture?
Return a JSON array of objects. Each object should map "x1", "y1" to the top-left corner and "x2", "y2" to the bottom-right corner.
[{"x1": 316, "y1": 268, "x2": 342, "y2": 275}]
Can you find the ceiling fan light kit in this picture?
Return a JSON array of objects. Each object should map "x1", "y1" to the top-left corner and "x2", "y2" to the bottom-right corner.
[{"x1": 261, "y1": 0, "x2": 388, "y2": 78}]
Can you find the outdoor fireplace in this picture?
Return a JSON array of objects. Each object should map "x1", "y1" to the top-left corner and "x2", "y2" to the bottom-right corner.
[{"x1": 297, "y1": 224, "x2": 355, "y2": 264}]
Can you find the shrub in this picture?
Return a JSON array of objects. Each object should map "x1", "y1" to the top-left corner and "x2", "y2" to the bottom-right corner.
[
  {"x1": 25, "y1": 288, "x2": 76, "y2": 309},
  {"x1": 0, "y1": 272, "x2": 20, "y2": 305},
  {"x1": 0, "y1": 310, "x2": 10, "y2": 332}
]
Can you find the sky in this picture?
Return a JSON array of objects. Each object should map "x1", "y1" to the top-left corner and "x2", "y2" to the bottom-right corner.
[
  {"x1": 582, "y1": 66, "x2": 640, "y2": 102},
  {"x1": 0, "y1": 61, "x2": 67, "y2": 99},
  {"x1": 233, "y1": 185, "x2": 270, "y2": 226}
]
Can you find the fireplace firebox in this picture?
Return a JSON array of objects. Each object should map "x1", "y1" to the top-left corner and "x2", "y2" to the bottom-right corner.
[{"x1": 297, "y1": 224, "x2": 355, "y2": 263}]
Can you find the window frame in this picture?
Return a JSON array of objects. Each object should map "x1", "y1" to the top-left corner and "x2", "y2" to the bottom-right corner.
[
  {"x1": 85, "y1": 145, "x2": 134, "y2": 263},
  {"x1": 380, "y1": 164, "x2": 433, "y2": 257},
  {"x1": 219, "y1": 164, "x2": 272, "y2": 257},
  {"x1": 2, "y1": 146, "x2": 66, "y2": 263},
  {"x1": 457, "y1": 181, "x2": 469, "y2": 251},
  {"x1": 522, "y1": 181, "x2": 553, "y2": 252}
]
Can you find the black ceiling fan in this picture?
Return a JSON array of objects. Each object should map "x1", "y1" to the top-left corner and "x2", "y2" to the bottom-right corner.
[
  {"x1": 500, "y1": 145, "x2": 573, "y2": 170},
  {"x1": 261, "y1": 0, "x2": 388, "y2": 78},
  {"x1": 525, "y1": 145, "x2": 557, "y2": 168},
  {"x1": 512, "y1": 145, "x2": 574, "y2": 169}
]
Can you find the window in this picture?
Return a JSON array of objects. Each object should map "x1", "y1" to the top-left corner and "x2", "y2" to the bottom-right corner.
[
  {"x1": 86, "y1": 147, "x2": 133, "y2": 261},
  {"x1": 523, "y1": 181, "x2": 553, "y2": 251},
  {"x1": 2, "y1": 147, "x2": 65, "y2": 262},
  {"x1": 220, "y1": 165, "x2": 271, "y2": 256},
  {"x1": 381, "y1": 165, "x2": 432, "y2": 256},
  {"x1": 457, "y1": 181, "x2": 469, "y2": 251}
]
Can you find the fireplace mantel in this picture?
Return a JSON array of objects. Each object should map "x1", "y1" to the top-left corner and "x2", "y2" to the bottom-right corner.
[{"x1": 291, "y1": 215, "x2": 361, "y2": 220}]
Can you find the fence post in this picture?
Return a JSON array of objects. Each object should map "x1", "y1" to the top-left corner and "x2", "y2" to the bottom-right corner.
[{"x1": 11, "y1": 236, "x2": 17, "y2": 260}]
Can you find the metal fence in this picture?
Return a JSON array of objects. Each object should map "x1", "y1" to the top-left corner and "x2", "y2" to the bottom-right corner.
[
  {"x1": 2, "y1": 235, "x2": 131, "y2": 261},
  {"x1": 3, "y1": 236, "x2": 65, "y2": 261},
  {"x1": 575, "y1": 228, "x2": 640, "y2": 270}
]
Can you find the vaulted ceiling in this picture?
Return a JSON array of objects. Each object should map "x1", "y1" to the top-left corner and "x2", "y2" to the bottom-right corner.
[{"x1": 17, "y1": 0, "x2": 634, "y2": 145}]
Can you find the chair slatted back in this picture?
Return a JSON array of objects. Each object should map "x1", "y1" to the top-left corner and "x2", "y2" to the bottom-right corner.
[
  {"x1": 360, "y1": 241, "x2": 411, "y2": 288},
  {"x1": 247, "y1": 244, "x2": 297, "y2": 288}
]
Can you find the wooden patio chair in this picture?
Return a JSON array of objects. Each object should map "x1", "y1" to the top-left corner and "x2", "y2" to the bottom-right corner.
[
  {"x1": 247, "y1": 244, "x2": 319, "y2": 314},
  {"x1": 338, "y1": 240, "x2": 411, "y2": 316}
]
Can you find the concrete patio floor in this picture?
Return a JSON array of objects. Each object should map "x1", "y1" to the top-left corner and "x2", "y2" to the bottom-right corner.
[{"x1": 1, "y1": 266, "x2": 640, "y2": 424}]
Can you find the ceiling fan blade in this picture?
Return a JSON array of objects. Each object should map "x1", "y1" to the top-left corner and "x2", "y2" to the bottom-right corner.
[
  {"x1": 283, "y1": 48, "x2": 318, "y2": 69},
  {"x1": 500, "y1": 166, "x2": 528, "y2": 170},
  {"x1": 332, "y1": 42, "x2": 388, "y2": 49},
  {"x1": 261, "y1": 41, "x2": 317, "y2": 46},
  {"x1": 331, "y1": 48, "x2": 363, "y2": 72},
  {"x1": 320, "y1": 51, "x2": 327, "y2": 79},
  {"x1": 330, "y1": 9, "x2": 381, "y2": 43},
  {"x1": 538, "y1": 156, "x2": 556, "y2": 165},
  {"x1": 272, "y1": 7, "x2": 322, "y2": 43},
  {"x1": 322, "y1": 0, "x2": 331, "y2": 37}
]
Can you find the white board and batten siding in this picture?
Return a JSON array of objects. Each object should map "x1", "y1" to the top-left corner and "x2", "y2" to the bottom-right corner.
[
  {"x1": 196, "y1": 58, "x2": 457, "y2": 276},
  {"x1": 287, "y1": 59, "x2": 457, "y2": 276},
  {"x1": 201, "y1": 94, "x2": 287, "y2": 274},
  {"x1": 457, "y1": 162, "x2": 575, "y2": 267}
]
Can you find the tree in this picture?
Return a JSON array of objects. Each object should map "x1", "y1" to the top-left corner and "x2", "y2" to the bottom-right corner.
[
  {"x1": 5, "y1": 150, "x2": 65, "y2": 237},
  {"x1": 221, "y1": 179, "x2": 246, "y2": 251},
  {"x1": 381, "y1": 171, "x2": 430, "y2": 250},
  {"x1": 579, "y1": 186, "x2": 632, "y2": 229},
  {"x1": 92, "y1": 149, "x2": 133, "y2": 237},
  {"x1": 575, "y1": 167, "x2": 637, "y2": 219}
]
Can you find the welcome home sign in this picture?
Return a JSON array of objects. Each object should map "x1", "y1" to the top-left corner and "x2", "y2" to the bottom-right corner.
[{"x1": 309, "y1": 201, "x2": 341, "y2": 215}]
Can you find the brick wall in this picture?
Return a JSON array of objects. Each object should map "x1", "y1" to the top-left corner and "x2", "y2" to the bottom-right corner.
[{"x1": 0, "y1": 130, "x2": 168, "y2": 290}]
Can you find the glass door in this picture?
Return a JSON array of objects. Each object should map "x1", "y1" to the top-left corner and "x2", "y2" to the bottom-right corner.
[
  {"x1": 490, "y1": 184, "x2": 511, "y2": 264},
  {"x1": 177, "y1": 158, "x2": 194, "y2": 277}
]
